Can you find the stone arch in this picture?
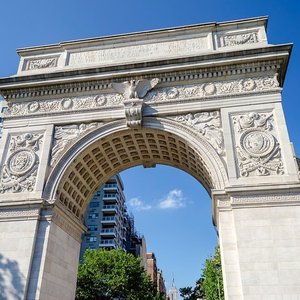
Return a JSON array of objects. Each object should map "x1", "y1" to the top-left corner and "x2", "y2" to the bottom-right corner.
[{"x1": 44, "y1": 117, "x2": 228, "y2": 220}]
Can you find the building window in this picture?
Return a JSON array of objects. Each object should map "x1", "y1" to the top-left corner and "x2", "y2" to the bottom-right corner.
[
  {"x1": 89, "y1": 202, "x2": 100, "y2": 208},
  {"x1": 87, "y1": 225, "x2": 98, "y2": 231},
  {"x1": 88, "y1": 213, "x2": 99, "y2": 219},
  {"x1": 87, "y1": 236, "x2": 97, "y2": 242}
]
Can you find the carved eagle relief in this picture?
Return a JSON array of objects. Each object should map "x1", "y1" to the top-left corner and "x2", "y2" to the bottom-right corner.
[{"x1": 112, "y1": 78, "x2": 159, "y2": 99}]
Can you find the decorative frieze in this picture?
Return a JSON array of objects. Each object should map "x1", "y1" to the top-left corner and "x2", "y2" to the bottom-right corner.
[
  {"x1": 0, "y1": 207, "x2": 40, "y2": 220},
  {"x1": 5, "y1": 74, "x2": 280, "y2": 118},
  {"x1": 169, "y1": 111, "x2": 224, "y2": 156},
  {"x1": 6, "y1": 93, "x2": 124, "y2": 117},
  {"x1": 51, "y1": 123, "x2": 101, "y2": 166},
  {"x1": 145, "y1": 74, "x2": 279, "y2": 103},
  {"x1": 232, "y1": 111, "x2": 284, "y2": 177},
  {"x1": 231, "y1": 193, "x2": 300, "y2": 206},
  {"x1": 0, "y1": 132, "x2": 43, "y2": 193}
]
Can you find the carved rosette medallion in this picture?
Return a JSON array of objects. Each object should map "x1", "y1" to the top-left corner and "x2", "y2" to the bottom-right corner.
[
  {"x1": 0, "y1": 133, "x2": 43, "y2": 193},
  {"x1": 51, "y1": 122, "x2": 101, "y2": 166},
  {"x1": 7, "y1": 148, "x2": 37, "y2": 176},
  {"x1": 169, "y1": 111, "x2": 225, "y2": 156},
  {"x1": 232, "y1": 112, "x2": 284, "y2": 177}
]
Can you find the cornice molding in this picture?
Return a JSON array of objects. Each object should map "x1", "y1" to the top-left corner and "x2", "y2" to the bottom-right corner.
[{"x1": 0, "y1": 48, "x2": 287, "y2": 99}]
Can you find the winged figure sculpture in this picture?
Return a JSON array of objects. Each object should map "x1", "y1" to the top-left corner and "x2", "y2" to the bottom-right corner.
[{"x1": 112, "y1": 78, "x2": 159, "y2": 99}]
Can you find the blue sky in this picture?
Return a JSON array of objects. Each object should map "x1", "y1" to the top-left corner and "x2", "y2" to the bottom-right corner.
[{"x1": 1, "y1": 0, "x2": 300, "y2": 296}]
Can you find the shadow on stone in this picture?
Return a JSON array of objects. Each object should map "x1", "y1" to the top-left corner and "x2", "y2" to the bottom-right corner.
[{"x1": 0, "y1": 253, "x2": 25, "y2": 300}]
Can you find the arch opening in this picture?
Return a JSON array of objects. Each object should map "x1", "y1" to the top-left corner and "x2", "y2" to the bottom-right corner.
[{"x1": 45, "y1": 118, "x2": 227, "y2": 221}]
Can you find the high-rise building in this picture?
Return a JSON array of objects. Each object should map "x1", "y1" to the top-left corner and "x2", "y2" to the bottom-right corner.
[
  {"x1": 80, "y1": 174, "x2": 166, "y2": 298},
  {"x1": 168, "y1": 277, "x2": 179, "y2": 300},
  {"x1": 80, "y1": 174, "x2": 127, "y2": 258}
]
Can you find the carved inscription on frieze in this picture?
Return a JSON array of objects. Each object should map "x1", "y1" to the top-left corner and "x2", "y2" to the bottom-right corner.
[
  {"x1": 0, "y1": 133, "x2": 43, "y2": 193},
  {"x1": 232, "y1": 112, "x2": 284, "y2": 177},
  {"x1": 169, "y1": 111, "x2": 224, "y2": 156}
]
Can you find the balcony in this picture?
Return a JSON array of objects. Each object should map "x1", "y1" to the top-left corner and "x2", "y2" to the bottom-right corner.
[
  {"x1": 99, "y1": 239, "x2": 116, "y2": 248},
  {"x1": 102, "y1": 205, "x2": 118, "y2": 213},
  {"x1": 101, "y1": 216, "x2": 117, "y2": 224},
  {"x1": 103, "y1": 193, "x2": 120, "y2": 201},
  {"x1": 103, "y1": 183, "x2": 118, "y2": 191},
  {"x1": 100, "y1": 228, "x2": 116, "y2": 237}
]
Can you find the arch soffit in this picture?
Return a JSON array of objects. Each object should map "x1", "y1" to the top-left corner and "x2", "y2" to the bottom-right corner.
[{"x1": 44, "y1": 117, "x2": 228, "y2": 219}]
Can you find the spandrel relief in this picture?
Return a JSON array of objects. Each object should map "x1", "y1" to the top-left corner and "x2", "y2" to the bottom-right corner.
[
  {"x1": 169, "y1": 111, "x2": 224, "y2": 156},
  {"x1": 0, "y1": 132, "x2": 43, "y2": 193},
  {"x1": 51, "y1": 123, "x2": 101, "y2": 166},
  {"x1": 232, "y1": 112, "x2": 284, "y2": 177}
]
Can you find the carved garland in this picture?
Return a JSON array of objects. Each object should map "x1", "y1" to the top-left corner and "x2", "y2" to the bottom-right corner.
[
  {"x1": 0, "y1": 133, "x2": 43, "y2": 193},
  {"x1": 232, "y1": 112, "x2": 284, "y2": 177}
]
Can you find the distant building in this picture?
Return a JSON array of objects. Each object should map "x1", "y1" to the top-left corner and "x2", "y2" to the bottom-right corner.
[
  {"x1": 147, "y1": 252, "x2": 158, "y2": 284},
  {"x1": 157, "y1": 269, "x2": 167, "y2": 295},
  {"x1": 80, "y1": 175, "x2": 127, "y2": 258},
  {"x1": 80, "y1": 174, "x2": 166, "y2": 298},
  {"x1": 168, "y1": 278, "x2": 179, "y2": 300},
  {"x1": 146, "y1": 252, "x2": 166, "y2": 295}
]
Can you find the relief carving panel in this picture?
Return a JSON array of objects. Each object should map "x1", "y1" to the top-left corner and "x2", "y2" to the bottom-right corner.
[
  {"x1": 51, "y1": 122, "x2": 101, "y2": 166},
  {"x1": 25, "y1": 56, "x2": 59, "y2": 70},
  {"x1": 169, "y1": 111, "x2": 224, "y2": 156},
  {"x1": 219, "y1": 31, "x2": 259, "y2": 47},
  {"x1": 232, "y1": 112, "x2": 284, "y2": 177},
  {"x1": 0, "y1": 133, "x2": 43, "y2": 193}
]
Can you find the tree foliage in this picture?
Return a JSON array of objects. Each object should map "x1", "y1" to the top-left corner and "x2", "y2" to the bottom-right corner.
[
  {"x1": 76, "y1": 248, "x2": 160, "y2": 300},
  {"x1": 201, "y1": 246, "x2": 224, "y2": 300},
  {"x1": 179, "y1": 246, "x2": 224, "y2": 300}
]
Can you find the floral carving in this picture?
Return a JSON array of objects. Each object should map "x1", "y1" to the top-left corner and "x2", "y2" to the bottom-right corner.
[
  {"x1": 51, "y1": 123, "x2": 101, "y2": 166},
  {"x1": 170, "y1": 111, "x2": 224, "y2": 155},
  {"x1": 221, "y1": 32, "x2": 259, "y2": 47},
  {"x1": 0, "y1": 133, "x2": 43, "y2": 193},
  {"x1": 232, "y1": 112, "x2": 284, "y2": 177}
]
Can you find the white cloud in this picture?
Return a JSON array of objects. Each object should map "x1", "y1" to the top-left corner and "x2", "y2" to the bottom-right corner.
[
  {"x1": 128, "y1": 197, "x2": 152, "y2": 211},
  {"x1": 158, "y1": 189, "x2": 186, "y2": 209}
]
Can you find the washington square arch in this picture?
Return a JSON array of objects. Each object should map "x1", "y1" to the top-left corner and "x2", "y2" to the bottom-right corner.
[{"x1": 0, "y1": 16, "x2": 300, "y2": 299}]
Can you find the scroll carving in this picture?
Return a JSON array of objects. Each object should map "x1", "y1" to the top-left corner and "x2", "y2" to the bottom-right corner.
[
  {"x1": 0, "y1": 133, "x2": 43, "y2": 193},
  {"x1": 170, "y1": 111, "x2": 224, "y2": 155},
  {"x1": 232, "y1": 112, "x2": 284, "y2": 177},
  {"x1": 51, "y1": 123, "x2": 101, "y2": 166},
  {"x1": 123, "y1": 99, "x2": 144, "y2": 128}
]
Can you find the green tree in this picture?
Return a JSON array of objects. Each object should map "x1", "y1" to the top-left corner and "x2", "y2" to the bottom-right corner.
[
  {"x1": 76, "y1": 248, "x2": 157, "y2": 300},
  {"x1": 179, "y1": 286, "x2": 195, "y2": 299},
  {"x1": 201, "y1": 246, "x2": 224, "y2": 300}
]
